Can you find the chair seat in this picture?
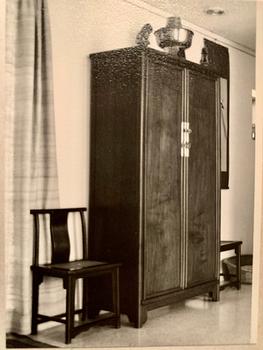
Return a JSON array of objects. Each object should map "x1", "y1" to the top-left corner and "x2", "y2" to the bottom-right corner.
[
  {"x1": 220, "y1": 240, "x2": 242, "y2": 252},
  {"x1": 31, "y1": 259, "x2": 121, "y2": 276},
  {"x1": 43, "y1": 260, "x2": 114, "y2": 270}
]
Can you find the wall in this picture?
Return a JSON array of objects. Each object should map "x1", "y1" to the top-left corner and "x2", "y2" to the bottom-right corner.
[
  {"x1": 222, "y1": 48, "x2": 255, "y2": 254},
  {"x1": 0, "y1": 0, "x2": 6, "y2": 346},
  {"x1": 47, "y1": 0, "x2": 255, "y2": 254}
]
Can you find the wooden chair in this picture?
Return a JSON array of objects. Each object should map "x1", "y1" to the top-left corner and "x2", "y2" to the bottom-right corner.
[{"x1": 30, "y1": 208, "x2": 121, "y2": 344}]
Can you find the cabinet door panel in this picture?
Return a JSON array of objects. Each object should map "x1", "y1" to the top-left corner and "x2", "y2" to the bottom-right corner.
[
  {"x1": 187, "y1": 71, "x2": 217, "y2": 286},
  {"x1": 144, "y1": 59, "x2": 183, "y2": 299}
]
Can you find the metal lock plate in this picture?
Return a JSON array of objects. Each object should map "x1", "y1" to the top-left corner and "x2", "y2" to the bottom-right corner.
[{"x1": 181, "y1": 122, "x2": 192, "y2": 158}]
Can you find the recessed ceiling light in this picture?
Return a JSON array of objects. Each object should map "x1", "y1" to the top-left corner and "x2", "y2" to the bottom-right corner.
[{"x1": 205, "y1": 7, "x2": 225, "y2": 15}]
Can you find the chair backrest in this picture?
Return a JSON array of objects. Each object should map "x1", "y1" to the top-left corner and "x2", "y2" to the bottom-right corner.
[{"x1": 30, "y1": 208, "x2": 87, "y2": 265}]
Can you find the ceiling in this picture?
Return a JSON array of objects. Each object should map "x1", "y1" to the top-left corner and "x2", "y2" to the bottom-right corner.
[{"x1": 141, "y1": 0, "x2": 256, "y2": 51}]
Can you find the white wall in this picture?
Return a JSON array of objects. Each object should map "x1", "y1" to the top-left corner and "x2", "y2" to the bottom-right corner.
[
  {"x1": 48, "y1": 0, "x2": 255, "y2": 254},
  {"x1": 0, "y1": 0, "x2": 6, "y2": 346},
  {"x1": 222, "y1": 48, "x2": 255, "y2": 254}
]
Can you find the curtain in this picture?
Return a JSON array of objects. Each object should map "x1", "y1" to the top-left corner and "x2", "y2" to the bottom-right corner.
[{"x1": 5, "y1": 0, "x2": 62, "y2": 334}]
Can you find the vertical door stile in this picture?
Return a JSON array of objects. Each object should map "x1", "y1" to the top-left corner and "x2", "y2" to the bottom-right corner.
[
  {"x1": 180, "y1": 68, "x2": 189, "y2": 289},
  {"x1": 141, "y1": 53, "x2": 148, "y2": 304},
  {"x1": 180, "y1": 69, "x2": 185, "y2": 289},
  {"x1": 184, "y1": 69, "x2": 190, "y2": 289},
  {"x1": 215, "y1": 78, "x2": 221, "y2": 280}
]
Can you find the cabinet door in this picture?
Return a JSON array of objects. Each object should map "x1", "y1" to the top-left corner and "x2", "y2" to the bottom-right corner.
[
  {"x1": 143, "y1": 59, "x2": 183, "y2": 299},
  {"x1": 187, "y1": 71, "x2": 219, "y2": 287}
]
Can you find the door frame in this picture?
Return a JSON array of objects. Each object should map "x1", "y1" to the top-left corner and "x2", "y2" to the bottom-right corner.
[{"x1": 250, "y1": 2, "x2": 263, "y2": 343}]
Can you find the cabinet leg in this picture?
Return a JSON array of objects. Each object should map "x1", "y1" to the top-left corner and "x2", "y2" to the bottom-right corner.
[
  {"x1": 112, "y1": 268, "x2": 121, "y2": 328},
  {"x1": 87, "y1": 307, "x2": 100, "y2": 319},
  {"x1": 209, "y1": 283, "x2": 220, "y2": 301},
  {"x1": 128, "y1": 306, "x2": 147, "y2": 328}
]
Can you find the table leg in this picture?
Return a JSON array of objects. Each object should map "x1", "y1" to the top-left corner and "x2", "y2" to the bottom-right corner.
[{"x1": 235, "y1": 244, "x2": 241, "y2": 290}]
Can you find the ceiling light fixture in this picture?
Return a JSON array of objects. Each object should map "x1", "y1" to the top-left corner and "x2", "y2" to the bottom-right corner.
[{"x1": 205, "y1": 7, "x2": 225, "y2": 15}]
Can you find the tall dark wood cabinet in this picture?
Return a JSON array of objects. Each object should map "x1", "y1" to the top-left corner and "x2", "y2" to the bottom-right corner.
[{"x1": 88, "y1": 47, "x2": 221, "y2": 327}]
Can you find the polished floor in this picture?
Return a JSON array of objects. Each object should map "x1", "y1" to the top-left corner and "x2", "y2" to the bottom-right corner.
[{"x1": 31, "y1": 285, "x2": 252, "y2": 348}]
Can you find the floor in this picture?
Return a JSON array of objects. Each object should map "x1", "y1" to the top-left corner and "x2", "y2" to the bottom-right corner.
[{"x1": 30, "y1": 284, "x2": 252, "y2": 348}]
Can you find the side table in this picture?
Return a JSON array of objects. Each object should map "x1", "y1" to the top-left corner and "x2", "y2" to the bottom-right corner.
[{"x1": 220, "y1": 240, "x2": 242, "y2": 290}]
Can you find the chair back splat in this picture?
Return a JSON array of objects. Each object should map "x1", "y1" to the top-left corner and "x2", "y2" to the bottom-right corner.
[
  {"x1": 30, "y1": 207, "x2": 87, "y2": 265},
  {"x1": 50, "y1": 211, "x2": 70, "y2": 264}
]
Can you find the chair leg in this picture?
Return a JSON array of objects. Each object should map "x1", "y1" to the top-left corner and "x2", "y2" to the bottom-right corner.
[
  {"x1": 235, "y1": 244, "x2": 241, "y2": 290},
  {"x1": 82, "y1": 278, "x2": 88, "y2": 321},
  {"x1": 112, "y1": 268, "x2": 120, "y2": 328},
  {"x1": 31, "y1": 272, "x2": 42, "y2": 335},
  {"x1": 65, "y1": 276, "x2": 76, "y2": 344}
]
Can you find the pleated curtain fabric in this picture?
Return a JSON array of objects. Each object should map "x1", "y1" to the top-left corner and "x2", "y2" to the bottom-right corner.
[{"x1": 5, "y1": 0, "x2": 63, "y2": 334}]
